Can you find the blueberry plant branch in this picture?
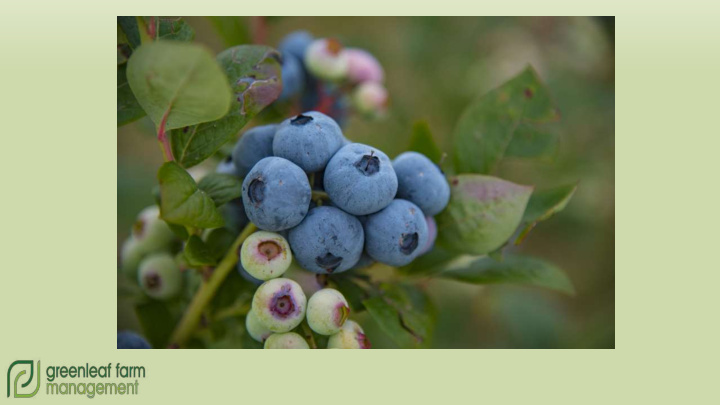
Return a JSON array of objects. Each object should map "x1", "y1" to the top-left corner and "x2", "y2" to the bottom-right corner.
[
  {"x1": 170, "y1": 222, "x2": 257, "y2": 347},
  {"x1": 158, "y1": 110, "x2": 174, "y2": 161}
]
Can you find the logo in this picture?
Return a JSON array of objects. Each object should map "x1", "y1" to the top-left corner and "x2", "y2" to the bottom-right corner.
[{"x1": 7, "y1": 361, "x2": 41, "y2": 398}]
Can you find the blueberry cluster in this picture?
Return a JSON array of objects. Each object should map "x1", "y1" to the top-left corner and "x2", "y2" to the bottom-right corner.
[
  {"x1": 275, "y1": 31, "x2": 388, "y2": 121},
  {"x1": 229, "y1": 111, "x2": 449, "y2": 278},
  {"x1": 246, "y1": 275, "x2": 369, "y2": 349},
  {"x1": 224, "y1": 109, "x2": 449, "y2": 348}
]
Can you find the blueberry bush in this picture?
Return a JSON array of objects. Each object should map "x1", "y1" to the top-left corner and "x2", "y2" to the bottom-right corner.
[{"x1": 117, "y1": 17, "x2": 582, "y2": 349}]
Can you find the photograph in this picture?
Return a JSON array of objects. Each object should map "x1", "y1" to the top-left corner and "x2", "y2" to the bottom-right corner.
[{"x1": 117, "y1": 16, "x2": 615, "y2": 349}]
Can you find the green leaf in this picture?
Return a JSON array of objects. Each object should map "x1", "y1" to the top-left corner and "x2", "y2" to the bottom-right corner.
[
  {"x1": 205, "y1": 227, "x2": 236, "y2": 261},
  {"x1": 408, "y1": 121, "x2": 442, "y2": 163},
  {"x1": 440, "y1": 254, "x2": 575, "y2": 295},
  {"x1": 453, "y1": 66, "x2": 559, "y2": 174},
  {"x1": 117, "y1": 64, "x2": 146, "y2": 126},
  {"x1": 134, "y1": 300, "x2": 177, "y2": 348},
  {"x1": 206, "y1": 17, "x2": 251, "y2": 47},
  {"x1": 197, "y1": 173, "x2": 242, "y2": 207},
  {"x1": 504, "y1": 124, "x2": 559, "y2": 161},
  {"x1": 126, "y1": 41, "x2": 232, "y2": 130},
  {"x1": 515, "y1": 183, "x2": 578, "y2": 244},
  {"x1": 398, "y1": 246, "x2": 456, "y2": 277},
  {"x1": 117, "y1": 25, "x2": 132, "y2": 65},
  {"x1": 184, "y1": 235, "x2": 216, "y2": 266},
  {"x1": 170, "y1": 45, "x2": 282, "y2": 168},
  {"x1": 117, "y1": 17, "x2": 141, "y2": 49},
  {"x1": 436, "y1": 174, "x2": 532, "y2": 255},
  {"x1": 157, "y1": 162, "x2": 224, "y2": 229},
  {"x1": 166, "y1": 222, "x2": 189, "y2": 240},
  {"x1": 153, "y1": 17, "x2": 195, "y2": 41},
  {"x1": 363, "y1": 283, "x2": 435, "y2": 348}
]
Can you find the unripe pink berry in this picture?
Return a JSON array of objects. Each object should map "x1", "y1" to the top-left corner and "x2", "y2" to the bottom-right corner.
[
  {"x1": 352, "y1": 82, "x2": 388, "y2": 118},
  {"x1": 252, "y1": 278, "x2": 307, "y2": 333},
  {"x1": 345, "y1": 48, "x2": 384, "y2": 84}
]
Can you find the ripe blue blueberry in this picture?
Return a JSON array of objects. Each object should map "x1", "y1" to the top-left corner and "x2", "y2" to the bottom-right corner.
[
  {"x1": 351, "y1": 252, "x2": 375, "y2": 270},
  {"x1": 272, "y1": 111, "x2": 344, "y2": 173},
  {"x1": 288, "y1": 206, "x2": 364, "y2": 274},
  {"x1": 326, "y1": 320, "x2": 370, "y2": 349},
  {"x1": 324, "y1": 143, "x2": 398, "y2": 216},
  {"x1": 117, "y1": 331, "x2": 151, "y2": 349},
  {"x1": 240, "y1": 231, "x2": 292, "y2": 280},
  {"x1": 252, "y1": 278, "x2": 307, "y2": 333},
  {"x1": 307, "y1": 288, "x2": 350, "y2": 335},
  {"x1": 215, "y1": 155, "x2": 240, "y2": 177},
  {"x1": 241, "y1": 157, "x2": 311, "y2": 231},
  {"x1": 278, "y1": 54, "x2": 305, "y2": 101},
  {"x1": 137, "y1": 253, "x2": 183, "y2": 300},
  {"x1": 237, "y1": 262, "x2": 263, "y2": 286},
  {"x1": 363, "y1": 199, "x2": 429, "y2": 266},
  {"x1": 419, "y1": 216, "x2": 437, "y2": 255},
  {"x1": 392, "y1": 152, "x2": 450, "y2": 216},
  {"x1": 264, "y1": 332, "x2": 310, "y2": 349},
  {"x1": 221, "y1": 198, "x2": 249, "y2": 234},
  {"x1": 278, "y1": 30, "x2": 314, "y2": 62},
  {"x1": 232, "y1": 124, "x2": 278, "y2": 178}
]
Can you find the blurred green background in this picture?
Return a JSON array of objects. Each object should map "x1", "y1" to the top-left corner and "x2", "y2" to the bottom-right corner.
[{"x1": 118, "y1": 17, "x2": 614, "y2": 348}]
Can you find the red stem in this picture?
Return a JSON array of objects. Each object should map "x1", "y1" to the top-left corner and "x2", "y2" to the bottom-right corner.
[
  {"x1": 251, "y1": 16, "x2": 267, "y2": 45},
  {"x1": 158, "y1": 111, "x2": 174, "y2": 161},
  {"x1": 313, "y1": 84, "x2": 336, "y2": 115}
]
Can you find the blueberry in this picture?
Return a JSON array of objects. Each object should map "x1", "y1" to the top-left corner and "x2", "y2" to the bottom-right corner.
[
  {"x1": 246, "y1": 308, "x2": 272, "y2": 343},
  {"x1": 215, "y1": 155, "x2": 240, "y2": 177},
  {"x1": 345, "y1": 48, "x2": 384, "y2": 84},
  {"x1": 363, "y1": 199, "x2": 429, "y2": 266},
  {"x1": 132, "y1": 205, "x2": 175, "y2": 253},
  {"x1": 352, "y1": 82, "x2": 388, "y2": 118},
  {"x1": 323, "y1": 143, "x2": 398, "y2": 216},
  {"x1": 240, "y1": 231, "x2": 292, "y2": 280},
  {"x1": 252, "y1": 278, "x2": 307, "y2": 333},
  {"x1": 237, "y1": 262, "x2": 263, "y2": 286},
  {"x1": 264, "y1": 332, "x2": 310, "y2": 349},
  {"x1": 307, "y1": 288, "x2": 350, "y2": 335},
  {"x1": 120, "y1": 237, "x2": 146, "y2": 280},
  {"x1": 221, "y1": 198, "x2": 249, "y2": 234},
  {"x1": 273, "y1": 111, "x2": 344, "y2": 173},
  {"x1": 137, "y1": 253, "x2": 182, "y2": 300},
  {"x1": 241, "y1": 157, "x2": 311, "y2": 231},
  {"x1": 419, "y1": 216, "x2": 437, "y2": 256},
  {"x1": 232, "y1": 124, "x2": 278, "y2": 178},
  {"x1": 350, "y1": 252, "x2": 375, "y2": 270},
  {"x1": 117, "y1": 331, "x2": 151, "y2": 349},
  {"x1": 278, "y1": 54, "x2": 305, "y2": 101},
  {"x1": 392, "y1": 152, "x2": 450, "y2": 216},
  {"x1": 304, "y1": 38, "x2": 349, "y2": 82},
  {"x1": 327, "y1": 320, "x2": 370, "y2": 349},
  {"x1": 278, "y1": 30, "x2": 314, "y2": 61},
  {"x1": 288, "y1": 206, "x2": 364, "y2": 274}
]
